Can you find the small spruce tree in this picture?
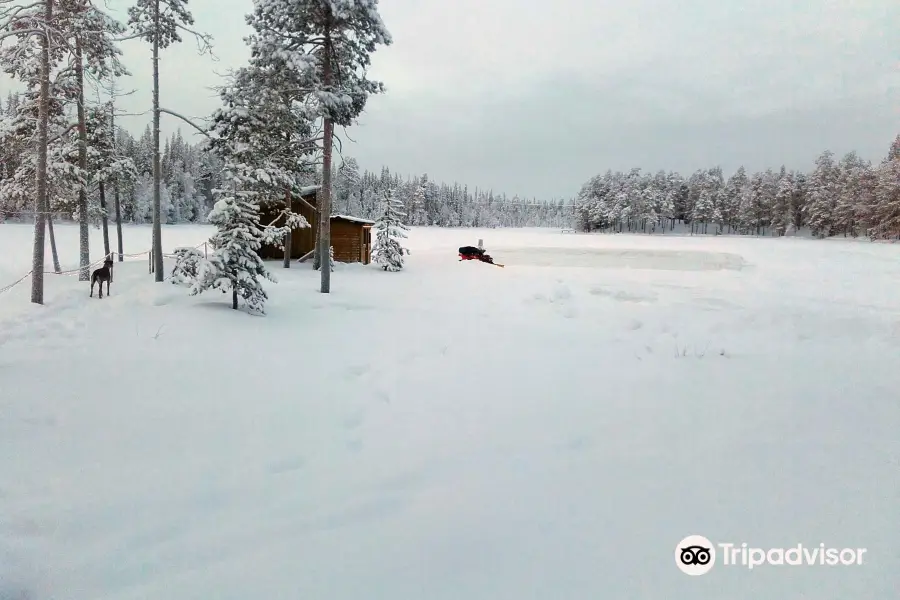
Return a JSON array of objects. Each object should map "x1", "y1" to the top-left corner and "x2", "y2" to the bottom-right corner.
[
  {"x1": 190, "y1": 179, "x2": 275, "y2": 313},
  {"x1": 372, "y1": 187, "x2": 410, "y2": 271}
]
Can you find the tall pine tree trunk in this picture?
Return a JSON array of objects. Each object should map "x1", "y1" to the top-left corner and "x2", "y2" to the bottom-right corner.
[
  {"x1": 114, "y1": 181, "x2": 123, "y2": 260},
  {"x1": 151, "y1": 0, "x2": 164, "y2": 281},
  {"x1": 31, "y1": 0, "x2": 53, "y2": 304},
  {"x1": 318, "y1": 26, "x2": 334, "y2": 293},
  {"x1": 75, "y1": 36, "x2": 90, "y2": 281},
  {"x1": 99, "y1": 180, "x2": 110, "y2": 256},
  {"x1": 47, "y1": 212, "x2": 61, "y2": 273},
  {"x1": 283, "y1": 188, "x2": 291, "y2": 268},
  {"x1": 110, "y1": 108, "x2": 124, "y2": 261}
]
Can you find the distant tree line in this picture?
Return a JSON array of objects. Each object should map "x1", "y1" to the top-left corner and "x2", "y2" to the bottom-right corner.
[
  {"x1": 575, "y1": 135, "x2": 900, "y2": 240},
  {"x1": 331, "y1": 159, "x2": 572, "y2": 228}
]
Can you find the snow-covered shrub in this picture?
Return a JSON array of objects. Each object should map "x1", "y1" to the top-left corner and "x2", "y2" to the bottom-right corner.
[
  {"x1": 170, "y1": 247, "x2": 204, "y2": 286},
  {"x1": 372, "y1": 187, "x2": 409, "y2": 271}
]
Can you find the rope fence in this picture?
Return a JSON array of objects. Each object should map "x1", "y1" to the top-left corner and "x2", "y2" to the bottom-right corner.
[{"x1": 0, "y1": 239, "x2": 210, "y2": 299}]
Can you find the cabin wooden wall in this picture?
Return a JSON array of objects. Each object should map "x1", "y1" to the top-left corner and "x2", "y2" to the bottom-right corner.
[{"x1": 331, "y1": 220, "x2": 363, "y2": 263}]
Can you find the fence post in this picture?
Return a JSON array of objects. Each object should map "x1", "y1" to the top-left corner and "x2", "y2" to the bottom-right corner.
[{"x1": 204, "y1": 242, "x2": 207, "y2": 259}]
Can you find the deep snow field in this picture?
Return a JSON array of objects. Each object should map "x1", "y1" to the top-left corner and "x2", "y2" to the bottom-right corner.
[{"x1": 1, "y1": 222, "x2": 898, "y2": 599}]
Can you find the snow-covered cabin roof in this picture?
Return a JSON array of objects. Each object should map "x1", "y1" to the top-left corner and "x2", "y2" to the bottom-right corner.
[
  {"x1": 332, "y1": 214, "x2": 375, "y2": 225},
  {"x1": 298, "y1": 184, "x2": 321, "y2": 196}
]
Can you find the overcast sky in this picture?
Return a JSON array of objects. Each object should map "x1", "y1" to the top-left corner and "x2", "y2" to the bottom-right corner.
[{"x1": 4, "y1": 0, "x2": 899, "y2": 199}]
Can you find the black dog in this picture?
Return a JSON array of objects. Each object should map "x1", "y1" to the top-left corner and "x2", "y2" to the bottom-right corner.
[{"x1": 90, "y1": 259, "x2": 114, "y2": 298}]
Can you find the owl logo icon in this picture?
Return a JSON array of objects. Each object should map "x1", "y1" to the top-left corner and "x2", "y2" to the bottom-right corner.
[{"x1": 676, "y1": 535, "x2": 716, "y2": 575}]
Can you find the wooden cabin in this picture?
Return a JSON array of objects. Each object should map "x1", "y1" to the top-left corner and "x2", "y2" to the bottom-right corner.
[
  {"x1": 330, "y1": 214, "x2": 375, "y2": 264},
  {"x1": 258, "y1": 185, "x2": 374, "y2": 264}
]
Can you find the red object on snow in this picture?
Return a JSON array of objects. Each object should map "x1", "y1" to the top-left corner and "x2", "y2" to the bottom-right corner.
[{"x1": 458, "y1": 246, "x2": 504, "y2": 267}]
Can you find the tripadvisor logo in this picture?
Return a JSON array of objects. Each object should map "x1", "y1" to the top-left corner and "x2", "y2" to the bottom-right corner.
[{"x1": 675, "y1": 535, "x2": 867, "y2": 575}]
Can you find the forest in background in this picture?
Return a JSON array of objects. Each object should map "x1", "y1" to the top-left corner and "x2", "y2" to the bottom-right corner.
[
  {"x1": 575, "y1": 136, "x2": 900, "y2": 240},
  {"x1": 0, "y1": 95, "x2": 573, "y2": 230}
]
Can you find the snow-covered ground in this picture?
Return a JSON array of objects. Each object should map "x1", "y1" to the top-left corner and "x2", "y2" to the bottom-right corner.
[{"x1": 1, "y1": 223, "x2": 898, "y2": 599}]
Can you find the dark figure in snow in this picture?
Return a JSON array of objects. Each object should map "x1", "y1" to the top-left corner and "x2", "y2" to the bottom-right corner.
[{"x1": 458, "y1": 246, "x2": 495, "y2": 264}]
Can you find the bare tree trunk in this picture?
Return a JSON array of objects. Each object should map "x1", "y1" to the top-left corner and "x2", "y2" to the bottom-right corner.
[
  {"x1": 47, "y1": 212, "x2": 61, "y2": 273},
  {"x1": 99, "y1": 180, "x2": 110, "y2": 256},
  {"x1": 283, "y1": 188, "x2": 291, "y2": 268},
  {"x1": 151, "y1": 0, "x2": 164, "y2": 281},
  {"x1": 114, "y1": 179, "x2": 123, "y2": 260},
  {"x1": 31, "y1": 0, "x2": 54, "y2": 304},
  {"x1": 75, "y1": 36, "x2": 89, "y2": 281},
  {"x1": 109, "y1": 82, "x2": 124, "y2": 261},
  {"x1": 313, "y1": 210, "x2": 321, "y2": 270},
  {"x1": 318, "y1": 27, "x2": 334, "y2": 293}
]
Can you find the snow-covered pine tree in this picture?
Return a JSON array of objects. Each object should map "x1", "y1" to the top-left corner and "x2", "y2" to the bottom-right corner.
[
  {"x1": 853, "y1": 164, "x2": 879, "y2": 237},
  {"x1": 244, "y1": 0, "x2": 392, "y2": 292},
  {"x1": 871, "y1": 157, "x2": 900, "y2": 239},
  {"x1": 170, "y1": 245, "x2": 203, "y2": 285},
  {"x1": 126, "y1": 0, "x2": 212, "y2": 281},
  {"x1": 334, "y1": 158, "x2": 359, "y2": 214},
  {"x1": 0, "y1": 84, "x2": 78, "y2": 274},
  {"x1": 833, "y1": 151, "x2": 866, "y2": 237},
  {"x1": 0, "y1": 0, "x2": 61, "y2": 303},
  {"x1": 372, "y1": 187, "x2": 409, "y2": 271},
  {"x1": 410, "y1": 176, "x2": 427, "y2": 226},
  {"x1": 691, "y1": 171, "x2": 717, "y2": 233},
  {"x1": 790, "y1": 171, "x2": 807, "y2": 231},
  {"x1": 771, "y1": 172, "x2": 793, "y2": 236},
  {"x1": 887, "y1": 134, "x2": 900, "y2": 163},
  {"x1": 804, "y1": 150, "x2": 838, "y2": 238},
  {"x1": 190, "y1": 172, "x2": 275, "y2": 312},
  {"x1": 736, "y1": 173, "x2": 760, "y2": 234},
  {"x1": 204, "y1": 58, "x2": 316, "y2": 265},
  {"x1": 721, "y1": 166, "x2": 747, "y2": 233},
  {"x1": 213, "y1": 2, "x2": 340, "y2": 268},
  {"x1": 86, "y1": 102, "x2": 136, "y2": 257},
  {"x1": 651, "y1": 170, "x2": 672, "y2": 230},
  {"x1": 758, "y1": 169, "x2": 778, "y2": 234},
  {"x1": 57, "y1": 0, "x2": 129, "y2": 278}
]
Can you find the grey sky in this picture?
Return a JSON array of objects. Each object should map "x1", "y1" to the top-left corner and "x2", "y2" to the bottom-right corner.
[{"x1": 4, "y1": 0, "x2": 900, "y2": 199}]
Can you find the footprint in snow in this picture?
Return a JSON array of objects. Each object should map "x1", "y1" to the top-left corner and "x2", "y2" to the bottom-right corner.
[
  {"x1": 267, "y1": 456, "x2": 307, "y2": 475},
  {"x1": 346, "y1": 364, "x2": 369, "y2": 378},
  {"x1": 342, "y1": 411, "x2": 365, "y2": 429}
]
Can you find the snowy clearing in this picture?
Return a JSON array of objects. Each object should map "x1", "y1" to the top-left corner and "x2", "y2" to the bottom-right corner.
[{"x1": 1, "y1": 223, "x2": 898, "y2": 599}]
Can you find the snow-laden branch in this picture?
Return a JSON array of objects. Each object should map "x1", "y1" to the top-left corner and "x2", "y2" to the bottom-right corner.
[
  {"x1": 112, "y1": 30, "x2": 145, "y2": 42},
  {"x1": 0, "y1": 1, "x2": 44, "y2": 22},
  {"x1": 174, "y1": 22, "x2": 215, "y2": 58},
  {"x1": 158, "y1": 107, "x2": 209, "y2": 137},
  {"x1": 0, "y1": 28, "x2": 43, "y2": 43},
  {"x1": 47, "y1": 122, "x2": 78, "y2": 146}
]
